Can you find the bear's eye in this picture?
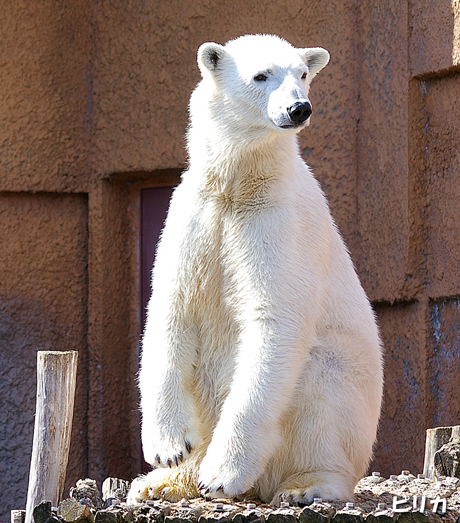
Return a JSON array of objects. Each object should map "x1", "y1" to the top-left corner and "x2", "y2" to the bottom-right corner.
[
  {"x1": 301, "y1": 72, "x2": 307, "y2": 80},
  {"x1": 254, "y1": 73, "x2": 268, "y2": 82}
]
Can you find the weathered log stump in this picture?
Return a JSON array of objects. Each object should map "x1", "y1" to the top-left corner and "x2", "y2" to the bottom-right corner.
[
  {"x1": 25, "y1": 351, "x2": 79, "y2": 523},
  {"x1": 433, "y1": 426, "x2": 460, "y2": 479},
  {"x1": 11, "y1": 510, "x2": 26, "y2": 523},
  {"x1": 102, "y1": 478, "x2": 130, "y2": 507},
  {"x1": 423, "y1": 426, "x2": 460, "y2": 480}
]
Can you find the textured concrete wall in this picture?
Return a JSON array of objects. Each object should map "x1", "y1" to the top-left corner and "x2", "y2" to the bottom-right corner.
[
  {"x1": 1, "y1": 0, "x2": 460, "y2": 520},
  {"x1": 366, "y1": 0, "x2": 460, "y2": 477},
  {"x1": 0, "y1": 1, "x2": 92, "y2": 192},
  {"x1": 0, "y1": 193, "x2": 88, "y2": 513}
]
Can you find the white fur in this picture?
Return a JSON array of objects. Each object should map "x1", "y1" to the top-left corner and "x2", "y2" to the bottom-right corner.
[{"x1": 128, "y1": 34, "x2": 383, "y2": 506}]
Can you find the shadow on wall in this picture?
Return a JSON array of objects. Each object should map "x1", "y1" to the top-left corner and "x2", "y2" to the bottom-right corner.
[
  {"x1": 0, "y1": 296, "x2": 88, "y2": 522},
  {"x1": 0, "y1": 191, "x2": 89, "y2": 523}
]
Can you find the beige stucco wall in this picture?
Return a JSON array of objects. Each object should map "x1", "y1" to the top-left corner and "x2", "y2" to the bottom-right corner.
[{"x1": 1, "y1": 0, "x2": 460, "y2": 519}]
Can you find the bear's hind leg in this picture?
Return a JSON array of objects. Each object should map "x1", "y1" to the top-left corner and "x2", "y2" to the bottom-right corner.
[
  {"x1": 263, "y1": 341, "x2": 379, "y2": 507},
  {"x1": 269, "y1": 470, "x2": 354, "y2": 506}
]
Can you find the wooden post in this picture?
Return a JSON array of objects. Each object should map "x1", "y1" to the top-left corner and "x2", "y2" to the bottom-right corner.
[
  {"x1": 423, "y1": 425, "x2": 460, "y2": 479},
  {"x1": 102, "y1": 477, "x2": 130, "y2": 502},
  {"x1": 11, "y1": 510, "x2": 26, "y2": 523},
  {"x1": 434, "y1": 425, "x2": 460, "y2": 478},
  {"x1": 25, "y1": 351, "x2": 78, "y2": 523}
]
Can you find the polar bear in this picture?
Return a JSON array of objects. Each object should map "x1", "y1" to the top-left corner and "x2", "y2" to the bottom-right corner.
[{"x1": 128, "y1": 34, "x2": 383, "y2": 506}]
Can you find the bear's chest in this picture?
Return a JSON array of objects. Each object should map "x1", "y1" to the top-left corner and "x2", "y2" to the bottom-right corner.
[{"x1": 184, "y1": 202, "x2": 235, "y2": 303}]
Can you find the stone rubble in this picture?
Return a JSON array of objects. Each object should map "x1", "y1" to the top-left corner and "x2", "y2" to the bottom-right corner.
[{"x1": 23, "y1": 473, "x2": 460, "y2": 523}]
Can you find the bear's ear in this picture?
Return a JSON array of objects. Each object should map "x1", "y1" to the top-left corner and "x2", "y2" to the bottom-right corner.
[
  {"x1": 299, "y1": 47, "x2": 330, "y2": 77},
  {"x1": 198, "y1": 42, "x2": 227, "y2": 76}
]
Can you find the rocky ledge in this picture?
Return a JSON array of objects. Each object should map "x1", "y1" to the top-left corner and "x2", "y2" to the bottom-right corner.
[{"x1": 18, "y1": 473, "x2": 460, "y2": 523}]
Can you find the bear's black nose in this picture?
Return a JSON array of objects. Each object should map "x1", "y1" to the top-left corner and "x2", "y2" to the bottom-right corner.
[{"x1": 287, "y1": 101, "x2": 312, "y2": 126}]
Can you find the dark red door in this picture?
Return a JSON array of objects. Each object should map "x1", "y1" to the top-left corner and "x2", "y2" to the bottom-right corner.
[
  {"x1": 140, "y1": 187, "x2": 175, "y2": 330},
  {"x1": 139, "y1": 186, "x2": 175, "y2": 472}
]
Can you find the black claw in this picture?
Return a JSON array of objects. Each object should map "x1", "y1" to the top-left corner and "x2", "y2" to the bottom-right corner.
[
  {"x1": 174, "y1": 455, "x2": 179, "y2": 466},
  {"x1": 217, "y1": 485, "x2": 224, "y2": 492},
  {"x1": 167, "y1": 458, "x2": 172, "y2": 468},
  {"x1": 197, "y1": 481, "x2": 204, "y2": 490},
  {"x1": 155, "y1": 454, "x2": 161, "y2": 464},
  {"x1": 185, "y1": 440, "x2": 192, "y2": 454},
  {"x1": 178, "y1": 452, "x2": 183, "y2": 462},
  {"x1": 205, "y1": 488, "x2": 210, "y2": 495}
]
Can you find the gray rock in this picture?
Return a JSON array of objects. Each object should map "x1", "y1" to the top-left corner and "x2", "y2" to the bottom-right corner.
[
  {"x1": 397, "y1": 512, "x2": 431, "y2": 523},
  {"x1": 434, "y1": 441, "x2": 460, "y2": 479},
  {"x1": 266, "y1": 509, "x2": 297, "y2": 523},
  {"x1": 166, "y1": 516, "x2": 198, "y2": 523},
  {"x1": 232, "y1": 509, "x2": 265, "y2": 523},
  {"x1": 32, "y1": 501, "x2": 62, "y2": 523},
  {"x1": 331, "y1": 510, "x2": 364, "y2": 523},
  {"x1": 71, "y1": 480, "x2": 103, "y2": 510},
  {"x1": 136, "y1": 506, "x2": 163, "y2": 523},
  {"x1": 58, "y1": 497, "x2": 94, "y2": 523},
  {"x1": 299, "y1": 505, "x2": 335, "y2": 523},
  {"x1": 198, "y1": 514, "x2": 229, "y2": 523},
  {"x1": 364, "y1": 513, "x2": 394, "y2": 523},
  {"x1": 94, "y1": 509, "x2": 125, "y2": 523}
]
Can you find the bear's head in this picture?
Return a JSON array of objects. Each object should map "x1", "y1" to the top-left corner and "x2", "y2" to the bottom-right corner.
[{"x1": 195, "y1": 34, "x2": 329, "y2": 138}]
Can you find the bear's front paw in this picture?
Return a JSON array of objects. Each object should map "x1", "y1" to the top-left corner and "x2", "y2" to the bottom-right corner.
[
  {"x1": 143, "y1": 434, "x2": 197, "y2": 469},
  {"x1": 198, "y1": 453, "x2": 252, "y2": 499},
  {"x1": 142, "y1": 421, "x2": 200, "y2": 469}
]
